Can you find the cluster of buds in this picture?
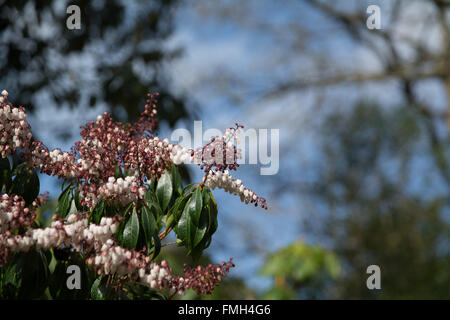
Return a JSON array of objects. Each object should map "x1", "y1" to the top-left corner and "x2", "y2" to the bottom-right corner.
[
  {"x1": 0, "y1": 202, "x2": 234, "y2": 296},
  {"x1": 124, "y1": 136, "x2": 173, "y2": 181},
  {"x1": 88, "y1": 239, "x2": 234, "y2": 295},
  {"x1": 0, "y1": 90, "x2": 32, "y2": 158},
  {"x1": 88, "y1": 239, "x2": 138, "y2": 276},
  {"x1": 30, "y1": 142, "x2": 77, "y2": 178},
  {"x1": 138, "y1": 261, "x2": 171, "y2": 290},
  {"x1": 170, "y1": 259, "x2": 235, "y2": 295},
  {"x1": 132, "y1": 93, "x2": 159, "y2": 136},
  {"x1": 63, "y1": 214, "x2": 118, "y2": 246},
  {"x1": 5, "y1": 89, "x2": 265, "y2": 211},
  {"x1": 170, "y1": 144, "x2": 193, "y2": 165},
  {"x1": 87, "y1": 240, "x2": 172, "y2": 289},
  {"x1": 206, "y1": 170, "x2": 267, "y2": 209},
  {"x1": 96, "y1": 176, "x2": 146, "y2": 206},
  {"x1": 24, "y1": 98, "x2": 174, "y2": 209},
  {"x1": 194, "y1": 124, "x2": 243, "y2": 174},
  {"x1": 0, "y1": 212, "x2": 119, "y2": 264},
  {"x1": 0, "y1": 194, "x2": 37, "y2": 232},
  {"x1": 74, "y1": 112, "x2": 129, "y2": 180}
]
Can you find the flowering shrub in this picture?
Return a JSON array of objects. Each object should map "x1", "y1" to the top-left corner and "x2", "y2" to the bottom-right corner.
[{"x1": 0, "y1": 90, "x2": 266, "y2": 299}]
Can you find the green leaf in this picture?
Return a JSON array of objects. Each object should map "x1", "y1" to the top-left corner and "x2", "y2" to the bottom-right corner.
[
  {"x1": 11, "y1": 162, "x2": 27, "y2": 175},
  {"x1": 15, "y1": 250, "x2": 49, "y2": 299},
  {"x1": 177, "y1": 188, "x2": 202, "y2": 250},
  {"x1": 90, "y1": 200, "x2": 105, "y2": 223},
  {"x1": 193, "y1": 206, "x2": 209, "y2": 248},
  {"x1": 144, "y1": 189, "x2": 163, "y2": 217},
  {"x1": 123, "y1": 208, "x2": 139, "y2": 249},
  {"x1": 141, "y1": 206, "x2": 156, "y2": 246},
  {"x1": 190, "y1": 188, "x2": 203, "y2": 226},
  {"x1": 57, "y1": 184, "x2": 72, "y2": 218},
  {"x1": 166, "y1": 195, "x2": 189, "y2": 232},
  {"x1": 150, "y1": 231, "x2": 161, "y2": 260},
  {"x1": 24, "y1": 170, "x2": 39, "y2": 205},
  {"x1": 171, "y1": 165, "x2": 182, "y2": 195},
  {"x1": 48, "y1": 261, "x2": 67, "y2": 299},
  {"x1": 0, "y1": 259, "x2": 21, "y2": 299},
  {"x1": 207, "y1": 190, "x2": 218, "y2": 237},
  {"x1": 73, "y1": 188, "x2": 83, "y2": 211},
  {"x1": 156, "y1": 171, "x2": 172, "y2": 212},
  {"x1": 91, "y1": 277, "x2": 105, "y2": 300},
  {"x1": 192, "y1": 190, "x2": 219, "y2": 258}
]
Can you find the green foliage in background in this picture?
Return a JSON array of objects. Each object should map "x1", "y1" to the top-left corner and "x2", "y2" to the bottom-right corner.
[{"x1": 259, "y1": 241, "x2": 340, "y2": 299}]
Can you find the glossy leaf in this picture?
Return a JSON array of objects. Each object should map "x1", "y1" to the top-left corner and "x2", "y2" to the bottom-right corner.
[
  {"x1": 177, "y1": 188, "x2": 202, "y2": 250},
  {"x1": 57, "y1": 184, "x2": 72, "y2": 218},
  {"x1": 151, "y1": 231, "x2": 161, "y2": 260},
  {"x1": 166, "y1": 195, "x2": 189, "y2": 232},
  {"x1": 156, "y1": 171, "x2": 172, "y2": 211},
  {"x1": 73, "y1": 188, "x2": 83, "y2": 211},
  {"x1": 145, "y1": 189, "x2": 163, "y2": 217},
  {"x1": 192, "y1": 189, "x2": 219, "y2": 259},
  {"x1": 90, "y1": 200, "x2": 105, "y2": 224},
  {"x1": 171, "y1": 165, "x2": 182, "y2": 195},
  {"x1": 91, "y1": 277, "x2": 105, "y2": 300},
  {"x1": 123, "y1": 208, "x2": 140, "y2": 249},
  {"x1": 141, "y1": 206, "x2": 156, "y2": 246}
]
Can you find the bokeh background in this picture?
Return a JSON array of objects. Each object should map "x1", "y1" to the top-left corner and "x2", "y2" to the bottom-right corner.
[{"x1": 1, "y1": 0, "x2": 450, "y2": 299}]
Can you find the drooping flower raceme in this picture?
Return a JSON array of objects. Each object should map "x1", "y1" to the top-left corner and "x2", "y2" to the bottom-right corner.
[{"x1": 205, "y1": 170, "x2": 267, "y2": 209}]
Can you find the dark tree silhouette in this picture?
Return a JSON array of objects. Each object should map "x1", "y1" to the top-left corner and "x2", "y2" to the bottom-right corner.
[{"x1": 0, "y1": 0, "x2": 190, "y2": 131}]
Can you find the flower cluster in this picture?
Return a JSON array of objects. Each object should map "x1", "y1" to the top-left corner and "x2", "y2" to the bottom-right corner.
[
  {"x1": 87, "y1": 239, "x2": 173, "y2": 290},
  {"x1": 206, "y1": 170, "x2": 267, "y2": 209},
  {"x1": 0, "y1": 212, "x2": 118, "y2": 255},
  {"x1": 0, "y1": 90, "x2": 32, "y2": 158},
  {"x1": 170, "y1": 259, "x2": 235, "y2": 295},
  {"x1": 88, "y1": 240, "x2": 234, "y2": 295},
  {"x1": 0, "y1": 206, "x2": 234, "y2": 295},
  {"x1": 94, "y1": 176, "x2": 146, "y2": 206},
  {"x1": 0, "y1": 194, "x2": 36, "y2": 232},
  {"x1": 194, "y1": 124, "x2": 243, "y2": 174},
  {"x1": 123, "y1": 136, "x2": 173, "y2": 180},
  {"x1": 30, "y1": 143, "x2": 77, "y2": 178},
  {"x1": 0, "y1": 90, "x2": 265, "y2": 297},
  {"x1": 170, "y1": 144, "x2": 193, "y2": 165},
  {"x1": 16, "y1": 91, "x2": 265, "y2": 211},
  {"x1": 0, "y1": 212, "x2": 117, "y2": 266}
]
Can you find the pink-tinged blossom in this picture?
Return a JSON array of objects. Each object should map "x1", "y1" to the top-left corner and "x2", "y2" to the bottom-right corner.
[
  {"x1": 0, "y1": 90, "x2": 264, "y2": 296},
  {"x1": 0, "y1": 210, "x2": 234, "y2": 295},
  {"x1": 206, "y1": 170, "x2": 267, "y2": 209},
  {"x1": 0, "y1": 90, "x2": 32, "y2": 158},
  {"x1": 0, "y1": 194, "x2": 37, "y2": 232}
]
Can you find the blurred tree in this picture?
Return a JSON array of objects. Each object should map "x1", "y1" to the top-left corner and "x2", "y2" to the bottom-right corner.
[
  {"x1": 0, "y1": 0, "x2": 191, "y2": 135},
  {"x1": 307, "y1": 103, "x2": 450, "y2": 299},
  {"x1": 181, "y1": 1, "x2": 450, "y2": 299}
]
